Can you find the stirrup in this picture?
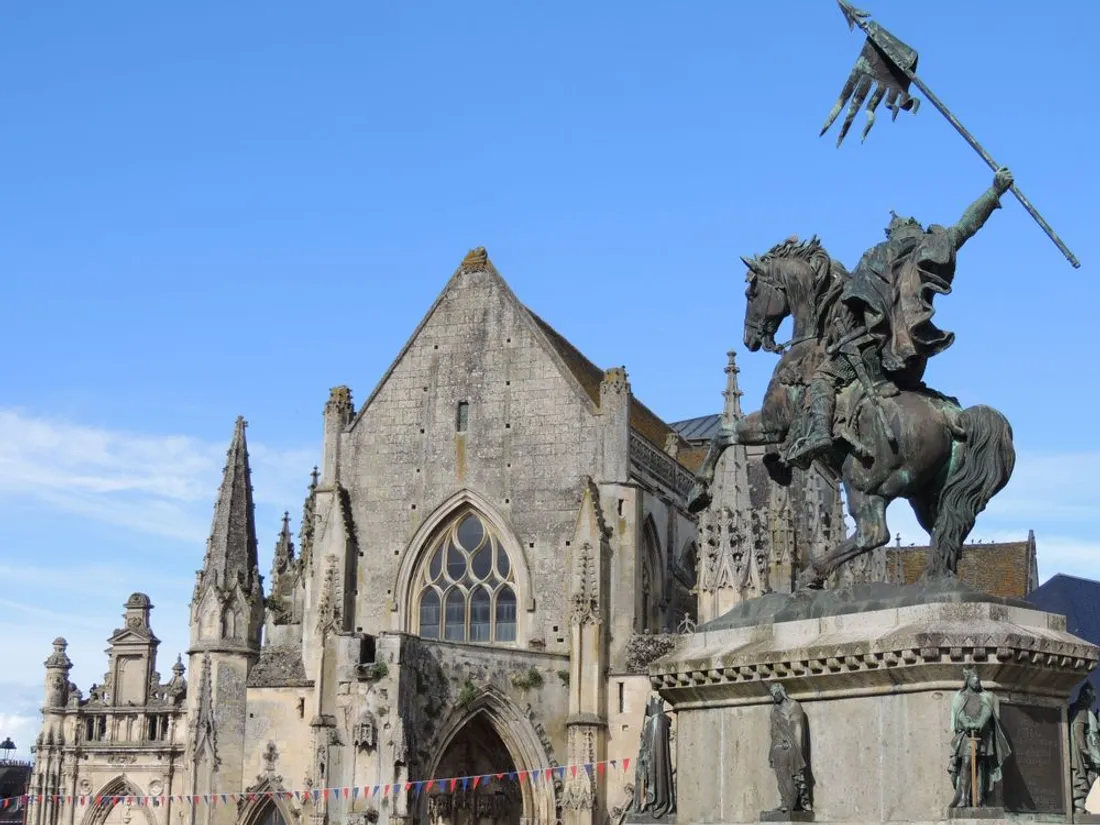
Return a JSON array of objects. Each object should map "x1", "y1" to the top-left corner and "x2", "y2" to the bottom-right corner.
[{"x1": 784, "y1": 434, "x2": 831, "y2": 468}]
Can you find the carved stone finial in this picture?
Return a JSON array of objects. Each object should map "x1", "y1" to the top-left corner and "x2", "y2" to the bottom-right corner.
[
  {"x1": 663, "y1": 432, "x2": 681, "y2": 459},
  {"x1": 44, "y1": 638, "x2": 72, "y2": 671},
  {"x1": 460, "y1": 247, "x2": 490, "y2": 272},
  {"x1": 325, "y1": 386, "x2": 354, "y2": 419},
  {"x1": 262, "y1": 741, "x2": 279, "y2": 774},
  {"x1": 600, "y1": 367, "x2": 630, "y2": 405}
]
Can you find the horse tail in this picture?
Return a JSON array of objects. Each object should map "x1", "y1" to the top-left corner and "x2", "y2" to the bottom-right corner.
[{"x1": 929, "y1": 405, "x2": 1016, "y2": 577}]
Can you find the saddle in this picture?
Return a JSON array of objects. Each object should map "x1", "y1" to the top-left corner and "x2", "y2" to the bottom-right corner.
[{"x1": 834, "y1": 382, "x2": 876, "y2": 461}]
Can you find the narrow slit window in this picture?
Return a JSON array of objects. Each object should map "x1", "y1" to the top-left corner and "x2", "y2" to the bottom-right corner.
[{"x1": 456, "y1": 402, "x2": 469, "y2": 433}]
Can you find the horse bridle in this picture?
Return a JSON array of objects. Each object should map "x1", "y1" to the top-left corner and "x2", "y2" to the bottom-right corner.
[{"x1": 745, "y1": 269, "x2": 816, "y2": 354}]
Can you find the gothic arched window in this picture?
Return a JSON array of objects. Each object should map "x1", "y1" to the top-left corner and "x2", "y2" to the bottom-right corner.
[{"x1": 417, "y1": 512, "x2": 517, "y2": 644}]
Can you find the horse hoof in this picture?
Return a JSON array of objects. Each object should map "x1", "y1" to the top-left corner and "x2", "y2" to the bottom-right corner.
[
  {"x1": 686, "y1": 485, "x2": 712, "y2": 514},
  {"x1": 795, "y1": 570, "x2": 825, "y2": 593}
]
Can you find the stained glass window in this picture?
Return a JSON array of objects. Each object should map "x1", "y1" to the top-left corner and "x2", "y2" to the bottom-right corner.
[{"x1": 417, "y1": 512, "x2": 518, "y2": 643}]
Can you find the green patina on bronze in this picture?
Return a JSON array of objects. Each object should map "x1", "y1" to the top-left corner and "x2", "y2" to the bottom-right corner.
[{"x1": 689, "y1": 170, "x2": 1018, "y2": 588}]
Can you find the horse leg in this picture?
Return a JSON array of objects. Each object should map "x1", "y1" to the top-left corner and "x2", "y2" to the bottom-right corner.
[
  {"x1": 908, "y1": 489, "x2": 938, "y2": 537},
  {"x1": 797, "y1": 489, "x2": 890, "y2": 590},
  {"x1": 732, "y1": 409, "x2": 787, "y2": 447},
  {"x1": 686, "y1": 426, "x2": 736, "y2": 514}
]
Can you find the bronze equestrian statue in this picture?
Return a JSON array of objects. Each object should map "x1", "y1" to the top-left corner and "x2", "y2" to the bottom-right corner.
[{"x1": 688, "y1": 168, "x2": 1017, "y2": 589}]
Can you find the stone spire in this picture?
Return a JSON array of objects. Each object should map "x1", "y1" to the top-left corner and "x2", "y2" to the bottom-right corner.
[
  {"x1": 201, "y1": 416, "x2": 260, "y2": 592},
  {"x1": 272, "y1": 511, "x2": 295, "y2": 579},
  {"x1": 722, "y1": 350, "x2": 744, "y2": 423}
]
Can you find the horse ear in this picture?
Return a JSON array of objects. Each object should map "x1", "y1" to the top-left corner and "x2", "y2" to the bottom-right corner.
[{"x1": 741, "y1": 255, "x2": 764, "y2": 274}]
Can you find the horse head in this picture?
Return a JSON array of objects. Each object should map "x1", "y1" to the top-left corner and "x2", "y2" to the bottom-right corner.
[
  {"x1": 741, "y1": 235, "x2": 839, "y2": 353},
  {"x1": 741, "y1": 254, "x2": 788, "y2": 352}
]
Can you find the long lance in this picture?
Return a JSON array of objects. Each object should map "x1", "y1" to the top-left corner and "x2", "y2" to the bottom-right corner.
[{"x1": 828, "y1": 0, "x2": 1080, "y2": 269}]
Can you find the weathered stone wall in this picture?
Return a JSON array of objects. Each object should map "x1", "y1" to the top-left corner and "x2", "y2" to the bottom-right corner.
[
  {"x1": 242, "y1": 687, "x2": 313, "y2": 793},
  {"x1": 342, "y1": 265, "x2": 602, "y2": 652}
]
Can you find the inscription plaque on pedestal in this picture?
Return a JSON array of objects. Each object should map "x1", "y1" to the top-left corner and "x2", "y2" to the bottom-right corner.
[{"x1": 997, "y1": 704, "x2": 1065, "y2": 813}]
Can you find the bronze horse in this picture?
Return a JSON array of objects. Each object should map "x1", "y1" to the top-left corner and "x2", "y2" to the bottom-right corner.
[{"x1": 687, "y1": 237, "x2": 1015, "y2": 588}]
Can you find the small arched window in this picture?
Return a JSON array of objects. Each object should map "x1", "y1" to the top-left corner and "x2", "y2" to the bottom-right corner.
[{"x1": 417, "y1": 512, "x2": 517, "y2": 644}]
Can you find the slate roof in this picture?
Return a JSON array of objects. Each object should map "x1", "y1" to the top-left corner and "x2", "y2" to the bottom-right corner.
[
  {"x1": 886, "y1": 533, "x2": 1038, "y2": 600},
  {"x1": 1027, "y1": 573, "x2": 1100, "y2": 698},
  {"x1": 526, "y1": 310, "x2": 686, "y2": 455},
  {"x1": 672, "y1": 414, "x2": 722, "y2": 444}
]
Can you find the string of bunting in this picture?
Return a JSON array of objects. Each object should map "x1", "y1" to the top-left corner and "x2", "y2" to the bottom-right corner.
[{"x1": 0, "y1": 756, "x2": 633, "y2": 810}]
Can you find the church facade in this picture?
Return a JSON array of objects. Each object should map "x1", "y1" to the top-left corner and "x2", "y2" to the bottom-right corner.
[{"x1": 27, "y1": 249, "x2": 852, "y2": 825}]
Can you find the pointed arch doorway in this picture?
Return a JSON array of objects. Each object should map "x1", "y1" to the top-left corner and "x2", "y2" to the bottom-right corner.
[
  {"x1": 423, "y1": 690, "x2": 556, "y2": 825},
  {"x1": 429, "y1": 714, "x2": 520, "y2": 825}
]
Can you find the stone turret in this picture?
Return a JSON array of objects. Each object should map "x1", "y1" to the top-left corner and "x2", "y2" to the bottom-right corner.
[
  {"x1": 321, "y1": 386, "x2": 354, "y2": 488},
  {"x1": 598, "y1": 366, "x2": 631, "y2": 483},
  {"x1": 42, "y1": 638, "x2": 72, "y2": 709}
]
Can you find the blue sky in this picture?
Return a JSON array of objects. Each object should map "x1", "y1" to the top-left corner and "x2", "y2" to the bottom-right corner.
[{"x1": 1, "y1": 1, "x2": 1097, "y2": 752}]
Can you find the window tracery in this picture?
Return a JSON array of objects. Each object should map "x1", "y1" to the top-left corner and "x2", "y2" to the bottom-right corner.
[{"x1": 417, "y1": 512, "x2": 517, "y2": 644}]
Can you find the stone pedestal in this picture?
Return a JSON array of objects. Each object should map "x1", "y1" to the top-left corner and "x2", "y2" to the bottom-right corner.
[{"x1": 650, "y1": 590, "x2": 1098, "y2": 824}]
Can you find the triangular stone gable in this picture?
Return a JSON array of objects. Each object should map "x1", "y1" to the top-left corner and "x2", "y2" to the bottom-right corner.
[
  {"x1": 348, "y1": 248, "x2": 689, "y2": 458},
  {"x1": 106, "y1": 627, "x2": 160, "y2": 646},
  {"x1": 350, "y1": 248, "x2": 600, "y2": 429}
]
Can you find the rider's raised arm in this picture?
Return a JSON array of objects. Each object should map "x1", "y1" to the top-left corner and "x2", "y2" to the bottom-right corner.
[{"x1": 949, "y1": 167, "x2": 1014, "y2": 251}]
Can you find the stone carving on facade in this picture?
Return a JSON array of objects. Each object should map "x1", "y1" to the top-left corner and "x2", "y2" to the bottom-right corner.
[
  {"x1": 571, "y1": 542, "x2": 600, "y2": 627},
  {"x1": 427, "y1": 794, "x2": 453, "y2": 820},
  {"x1": 624, "y1": 634, "x2": 679, "y2": 675},
  {"x1": 768, "y1": 683, "x2": 812, "y2": 815},
  {"x1": 629, "y1": 432, "x2": 695, "y2": 498},
  {"x1": 632, "y1": 695, "x2": 675, "y2": 818},
  {"x1": 948, "y1": 668, "x2": 1012, "y2": 809},
  {"x1": 1070, "y1": 683, "x2": 1100, "y2": 813},
  {"x1": 698, "y1": 507, "x2": 770, "y2": 599},
  {"x1": 316, "y1": 555, "x2": 343, "y2": 635},
  {"x1": 355, "y1": 709, "x2": 377, "y2": 752},
  {"x1": 189, "y1": 654, "x2": 219, "y2": 768},
  {"x1": 561, "y1": 726, "x2": 596, "y2": 811}
]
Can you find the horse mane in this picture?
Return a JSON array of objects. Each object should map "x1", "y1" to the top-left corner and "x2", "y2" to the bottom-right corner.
[{"x1": 758, "y1": 235, "x2": 849, "y2": 339}]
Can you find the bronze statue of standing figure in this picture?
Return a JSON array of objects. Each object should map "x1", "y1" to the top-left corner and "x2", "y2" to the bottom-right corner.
[
  {"x1": 948, "y1": 668, "x2": 1011, "y2": 809},
  {"x1": 633, "y1": 694, "x2": 676, "y2": 819},
  {"x1": 689, "y1": 169, "x2": 1017, "y2": 589},
  {"x1": 1070, "y1": 683, "x2": 1100, "y2": 813},
  {"x1": 768, "y1": 683, "x2": 812, "y2": 814}
]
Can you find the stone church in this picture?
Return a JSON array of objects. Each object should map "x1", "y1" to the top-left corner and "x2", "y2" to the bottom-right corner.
[{"x1": 28, "y1": 248, "x2": 936, "y2": 825}]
